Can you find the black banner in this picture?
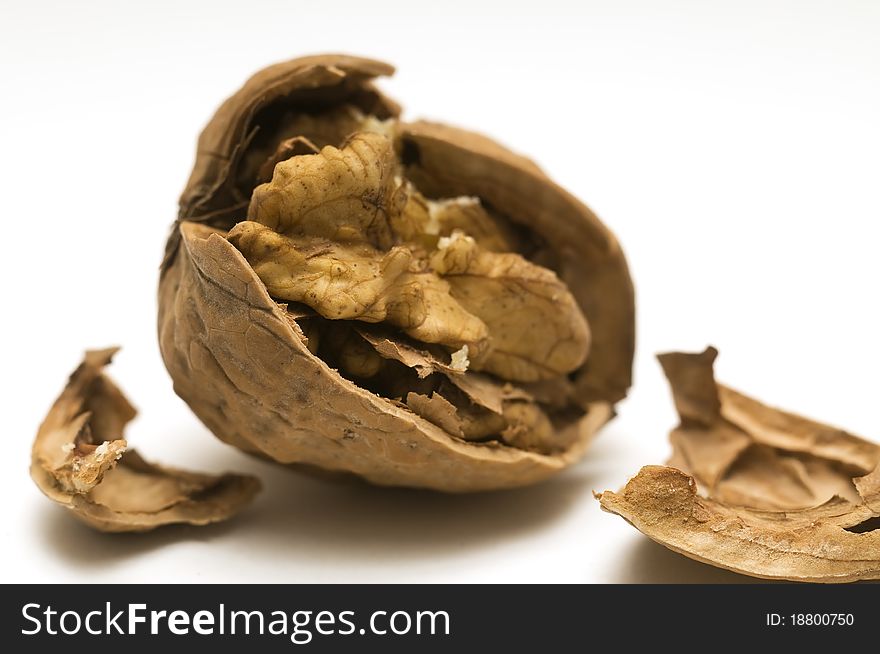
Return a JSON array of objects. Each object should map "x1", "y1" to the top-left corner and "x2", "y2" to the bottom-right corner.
[{"x1": 2, "y1": 584, "x2": 874, "y2": 650}]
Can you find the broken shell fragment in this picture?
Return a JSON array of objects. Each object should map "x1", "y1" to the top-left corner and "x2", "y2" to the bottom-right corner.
[
  {"x1": 30, "y1": 348, "x2": 260, "y2": 532},
  {"x1": 158, "y1": 54, "x2": 635, "y2": 491},
  {"x1": 597, "y1": 347, "x2": 880, "y2": 583}
]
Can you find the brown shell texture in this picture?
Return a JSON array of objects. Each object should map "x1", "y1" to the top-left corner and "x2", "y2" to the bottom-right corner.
[
  {"x1": 597, "y1": 347, "x2": 880, "y2": 582},
  {"x1": 158, "y1": 54, "x2": 635, "y2": 491},
  {"x1": 31, "y1": 349, "x2": 260, "y2": 532}
]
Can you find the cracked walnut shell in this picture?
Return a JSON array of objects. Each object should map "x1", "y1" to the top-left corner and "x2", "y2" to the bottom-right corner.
[
  {"x1": 31, "y1": 349, "x2": 259, "y2": 532},
  {"x1": 598, "y1": 348, "x2": 880, "y2": 582},
  {"x1": 158, "y1": 54, "x2": 635, "y2": 491}
]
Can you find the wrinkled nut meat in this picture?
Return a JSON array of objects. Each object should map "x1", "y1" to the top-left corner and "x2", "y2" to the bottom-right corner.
[
  {"x1": 597, "y1": 348, "x2": 880, "y2": 582},
  {"x1": 31, "y1": 349, "x2": 260, "y2": 532},
  {"x1": 158, "y1": 54, "x2": 635, "y2": 491}
]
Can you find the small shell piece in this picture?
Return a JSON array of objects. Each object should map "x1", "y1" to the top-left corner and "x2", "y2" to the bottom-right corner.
[{"x1": 31, "y1": 348, "x2": 260, "y2": 532}]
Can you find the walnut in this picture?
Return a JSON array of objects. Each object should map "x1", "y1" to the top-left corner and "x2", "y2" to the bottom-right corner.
[
  {"x1": 159, "y1": 55, "x2": 634, "y2": 491},
  {"x1": 597, "y1": 348, "x2": 880, "y2": 582}
]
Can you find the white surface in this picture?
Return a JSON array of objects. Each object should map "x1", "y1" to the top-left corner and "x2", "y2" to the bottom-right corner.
[{"x1": 2, "y1": 0, "x2": 879, "y2": 583}]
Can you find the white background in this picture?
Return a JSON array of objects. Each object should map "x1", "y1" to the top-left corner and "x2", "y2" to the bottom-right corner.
[{"x1": 2, "y1": 0, "x2": 878, "y2": 583}]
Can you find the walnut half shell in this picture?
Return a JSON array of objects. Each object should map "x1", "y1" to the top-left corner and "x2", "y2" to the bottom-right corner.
[{"x1": 158, "y1": 55, "x2": 635, "y2": 491}]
